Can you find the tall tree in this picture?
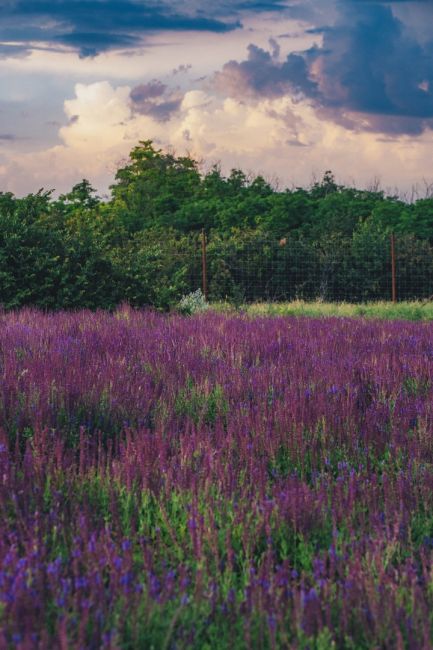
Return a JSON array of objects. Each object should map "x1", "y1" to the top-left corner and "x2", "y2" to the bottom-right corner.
[{"x1": 110, "y1": 140, "x2": 201, "y2": 232}]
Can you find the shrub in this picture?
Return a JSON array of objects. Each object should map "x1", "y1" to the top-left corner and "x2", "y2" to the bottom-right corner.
[{"x1": 177, "y1": 288, "x2": 209, "y2": 315}]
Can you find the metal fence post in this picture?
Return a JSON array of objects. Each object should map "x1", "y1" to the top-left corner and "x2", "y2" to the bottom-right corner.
[
  {"x1": 201, "y1": 228, "x2": 208, "y2": 301},
  {"x1": 390, "y1": 232, "x2": 397, "y2": 303}
]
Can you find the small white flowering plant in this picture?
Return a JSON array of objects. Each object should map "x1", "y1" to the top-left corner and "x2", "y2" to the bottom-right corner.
[{"x1": 177, "y1": 289, "x2": 209, "y2": 315}]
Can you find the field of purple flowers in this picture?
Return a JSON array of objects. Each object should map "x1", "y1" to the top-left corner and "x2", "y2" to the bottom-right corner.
[{"x1": 1, "y1": 307, "x2": 433, "y2": 649}]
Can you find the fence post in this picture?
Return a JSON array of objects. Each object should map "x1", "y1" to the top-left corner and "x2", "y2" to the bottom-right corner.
[
  {"x1": 201, "y1": 228, "x2": 208, "y2": 301},
  {"x1": 390, "y1": 232, "x2": 397, "y2": 304}
]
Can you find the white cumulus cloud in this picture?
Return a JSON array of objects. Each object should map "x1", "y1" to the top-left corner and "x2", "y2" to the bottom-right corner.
[{"x1": 2, "y1": 80, "x2": 433, "y2": 197}]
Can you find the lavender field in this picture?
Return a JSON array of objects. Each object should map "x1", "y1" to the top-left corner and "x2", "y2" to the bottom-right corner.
[{"x1": 1, "y1": 308, "x2": 433, "y2": 649}]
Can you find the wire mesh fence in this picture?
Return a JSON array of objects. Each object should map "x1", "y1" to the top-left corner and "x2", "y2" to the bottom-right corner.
[{"x1": 173, "y1": 231, "x2": 433, "y2": 304}]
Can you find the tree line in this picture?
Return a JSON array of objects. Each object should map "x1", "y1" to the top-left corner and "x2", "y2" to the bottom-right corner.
[{"x1": 1, "y1": 140, "x2": 433, "y2": 309}]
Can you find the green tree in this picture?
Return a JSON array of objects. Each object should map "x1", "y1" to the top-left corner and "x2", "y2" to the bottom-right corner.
[
  {"x1": 399, "y1": 199, "x2": 433, "y2": 242},
  {"x1": 110, "y1": 140, "x2": 201, "y2": 232},
  {"x1": 368, "y1": 199, "x2": 405, "y2": 233},
  {"x1": 256, "y1": 189, "x2": 313, "y2": 236},
  {"x1": 57, "y1": 179, "x2": 100, "y2": 211},
  {"x1": 305, "y1": 189, "x2": 384, "y2": 240},
  {"x1": 309, "y1": 171, "x2": 340, "y2": 199},
  {"x1": 0, "y1": 198, "x2": 63, "y2": 308}
]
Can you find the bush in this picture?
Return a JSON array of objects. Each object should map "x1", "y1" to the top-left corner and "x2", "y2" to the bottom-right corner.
[{"x1": 177, "y1": 289, "x2": 209, "y2": 315}]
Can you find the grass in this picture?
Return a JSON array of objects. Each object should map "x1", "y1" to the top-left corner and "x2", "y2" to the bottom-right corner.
[{"x1": 213, "y1": 300, "x2": 433, "y2": 321}]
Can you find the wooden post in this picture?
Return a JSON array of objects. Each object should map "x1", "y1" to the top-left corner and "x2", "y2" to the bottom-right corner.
[
  {"x1": 390, "y1": 232, "x2": 397, "y2": 304},
  {"x1": 201, "y1": 228, "x2": 208, "y2": 301}
]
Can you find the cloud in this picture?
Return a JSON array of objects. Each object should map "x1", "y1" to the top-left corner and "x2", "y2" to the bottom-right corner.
[
  {"x1": 213, "y1": 1, "x2": 433, "y2": 135},
  {"x1": 130, "y1": 81, "x2": 184, "y2": 122},
  {"x1": 213, "y1": 41, "x2": 318, "y2": 100},
  {"x1": 0, "y1": 80, "x2": 307, "y2": 194},
  {"x1": 4, "y1": 78, "x2": 433, "y2": 199},
  {"x1": 172, "y1": 64, "x2": 192, "y2": 76},
  {"x1": 0, "y1": 0, "x2": 291, "y2": 59},
  {"x1": 304, "y1": 2, "x2": 433, "y2": 134},
  {"x1": 3, "y1": 1, "x2": 433, "y2": 196},
  {"x1": 0, "y1": 44, "x2": 30, "y2": 59}
]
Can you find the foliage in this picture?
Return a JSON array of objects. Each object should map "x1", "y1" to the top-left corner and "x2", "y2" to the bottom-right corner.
[
  {"x1": 177, "y1": 288, "x2": 209, "y2": 315},
  {"x1": 110, "y1": 140, "x2": 201, "y2": 233},
  {"x1": 1, "y1": 140, "x2": 433, "y2": 309}
]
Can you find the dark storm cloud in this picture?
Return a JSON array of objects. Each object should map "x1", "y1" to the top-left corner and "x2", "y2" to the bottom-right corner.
[
  {"x1": 214, "y1": 42, "x2": 318, "y2": 99},
  {"x1": 0, "y1": 0, "x2": 290, "y2": 58},
  {"x1": 229, "y1": 0, "x2": 288, "y2": 9},
  {"x1": 0, "y1": 44, "x2": 30, "y2": 59},
  {"x1": 214, "y1": 0, "x2": 433, "y2": 135},
  {"x1": 0, "y1": 133, "x2": 27, "y2": 144},
  {"x1": 308, "y1": 1, "x2": 433, "y2": 133},
  {"x1": 130, "y1": 80, "x2": 184, "y2": 121}
]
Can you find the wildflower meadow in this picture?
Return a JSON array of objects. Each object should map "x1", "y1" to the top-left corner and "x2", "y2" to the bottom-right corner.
[{"x1": 1, "y1": 307, "x2": 433, "y2": 648}]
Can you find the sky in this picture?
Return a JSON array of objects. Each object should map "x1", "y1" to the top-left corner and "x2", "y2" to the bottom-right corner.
[{"x1": 1, "y1": 0, "x2": 433, "y2": 197}]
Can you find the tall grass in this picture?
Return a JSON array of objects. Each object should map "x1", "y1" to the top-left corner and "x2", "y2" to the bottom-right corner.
[{"x1": 242, "y1": 299, "x2": 433, "y2": 321}]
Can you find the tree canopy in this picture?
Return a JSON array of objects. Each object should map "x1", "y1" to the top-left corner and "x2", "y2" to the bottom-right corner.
[{"x1": 0, "y1": 141, "x2": 432, "y2": 309}]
